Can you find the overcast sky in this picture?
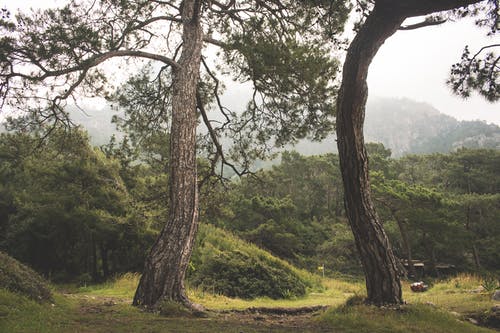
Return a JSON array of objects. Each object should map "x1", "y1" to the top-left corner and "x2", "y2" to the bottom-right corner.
[
  {"x1": 2, "y1": 1, "x2": 499, "y2": 125},
  {"x1": 369, "y1": 17, "x2": 499, "y2": 125}
]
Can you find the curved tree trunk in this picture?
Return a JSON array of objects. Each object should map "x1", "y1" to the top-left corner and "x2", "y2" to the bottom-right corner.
[
  {"x1": 335, "y1": 0, "x2": 482, "y2": 306},
  {"x1": 335, "y1": 6, "x2": 406, "y2": 305},
  {"x1": 133, "y1": 0, "x2": 203, "y2": 310}
]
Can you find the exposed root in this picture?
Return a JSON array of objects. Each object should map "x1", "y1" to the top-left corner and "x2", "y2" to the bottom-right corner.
[
  {"x1": 181, "y1": 298, "x2": 208, "y2": 317},
  {"x1": 220, "y1": 305, "x2": 329, "y2": 315}
]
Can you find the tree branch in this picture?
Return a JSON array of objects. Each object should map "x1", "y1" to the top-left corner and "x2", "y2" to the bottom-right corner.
[
  {"x1": 471, "y1": 43, "x2": 500, "y2": 59},
  {"x1": 7, "y1": 50, "x2": 179, "y2": 82},
  {"x1": 196, "y1": 92, "x2": 247, "y2": 178},
  {"x1": 399, "y1": 17, "x2": 447, "y2": 30},
  {"x1": 200, "y1": 57, "x2": 232, "y2": 127},
  {"x1": 377, "y1": 0, "x2": 484, "y2": 18},
  {"x1": 203, "y1": 36, "x2": 229, "y2": 49}
]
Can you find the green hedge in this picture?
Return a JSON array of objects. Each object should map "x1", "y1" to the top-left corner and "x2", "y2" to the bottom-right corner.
[{"x1": 188, "y1": 224, "x2": 320, "y2": 299}]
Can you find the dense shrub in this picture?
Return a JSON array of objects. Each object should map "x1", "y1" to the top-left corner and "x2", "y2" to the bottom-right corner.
[
  {"x1": 188, "y1": 224, "x2": 320, "y2": 299},
  {"x1": 0, "y1": 251, "x2": 52, "y2": 302}
]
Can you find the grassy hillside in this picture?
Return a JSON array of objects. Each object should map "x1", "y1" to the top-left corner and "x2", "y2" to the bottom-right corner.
[
  {"x1": 188, "y1": 224, "x2": 322, "y2": 299},
  {"x1": 0, "y1": 251, "x2": 52, "y2": 302}
]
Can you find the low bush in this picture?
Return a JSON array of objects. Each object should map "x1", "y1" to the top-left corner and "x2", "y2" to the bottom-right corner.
[
  {"x1": 0, "y1": 251, "x2": 52, "y2": 302},
  {"x1": 188, "y1": 224, "x2": 320, "y2": 299}
]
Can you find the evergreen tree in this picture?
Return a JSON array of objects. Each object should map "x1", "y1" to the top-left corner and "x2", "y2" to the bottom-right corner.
[
  {"x1": 0, "y1": 129, "x2": 148, "y2": 281},
  {"x1": 333, "y1": 0, "x2": 496, "y2": 304},
  {"x1": 0, "y1": 0, "x2": 348, "y2": 310}
]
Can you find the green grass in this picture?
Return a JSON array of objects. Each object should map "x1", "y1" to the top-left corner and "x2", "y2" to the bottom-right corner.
[
  {"x1": 77, "y1": 272, "x2": 140, "y2": 298},
  {"x1": 189, "y1": 276, "x2": 365, "y2": 310},
  {"x1": 318, "y1": 303, "x2": 492, "y2": 333},
  {"x1": 0, "y1": 289, "x2": 75, "y2": 333},
  {"x1": 2, "y1": 272, "x2": 498, "y2": 332},
  {"x1": 0, "y1": 288, "x2": 314, "y2": 333},
  {"x1": 403, "y1": 274, "x2": 495, "y2": 314}
]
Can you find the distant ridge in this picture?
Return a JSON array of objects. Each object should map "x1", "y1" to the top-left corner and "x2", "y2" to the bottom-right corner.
[
  {"x1": 2, "y1": 97, "x2": 499, "y2": 157},
  {"x1": 364, "y1": 97, "x2": 500, "y2": 157}
]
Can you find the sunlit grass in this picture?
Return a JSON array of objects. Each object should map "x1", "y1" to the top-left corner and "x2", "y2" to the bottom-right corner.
[
  {"x1": 403, "y1": 274, "x2": 495, "y2": 314},
  {"x1": 0, "y1": 288, "x2": 78, "y2": 333},
  {"x1": 76, "y1": 272, "x2": 140, "y2": 298},
  {"x1": 74, "y1": 272, "x2": 365, "y2": 310},
  {"x1": 317, "y1": 303, "x2": 492, "y2": 333},
  {"x1": 72, "y1": 272, "x2": 495, "y2": 316},
  {"x1": 2, "y1": 272, "x2": 498, "y2": 333}
]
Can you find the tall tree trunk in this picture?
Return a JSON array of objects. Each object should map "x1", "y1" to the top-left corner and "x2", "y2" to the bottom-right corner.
[
  {"x1": 133, "y1": 0, "x2": 203, "y2": 310},
  {"x1": 335, "y1": 0, "x2": 481, "y2": 305},
  {"x1": 101, "y1": 243, "x2": 109, "y2": 279},
  {"x1": 335, "y1": 5, "x2": 405, "y2": 305},
  {"x1": 472, "y1": 244, "x2": 481, "y2": 271},
  {"x1": 429, "y1": 245, "x2": 439, "y2": 277},
  {"x1": 465, "y1": 204, "x2": 482, "y2": 271},
  {"x1": 91, "y1": 232, "x2": 98, "y2": 282},
  {"x1": 396, "y1": 218, "x2": 416, "y2": 279}
]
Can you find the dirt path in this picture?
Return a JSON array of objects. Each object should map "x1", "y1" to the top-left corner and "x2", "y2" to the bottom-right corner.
[
  {"x1": 62, "y1": 293, "x2": 331, "y2": 333},
  {"x1": 215, "y1": 306, "x2": 328, "y2": 331}
]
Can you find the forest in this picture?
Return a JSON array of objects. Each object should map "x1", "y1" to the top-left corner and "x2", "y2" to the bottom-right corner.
[
  {"x1": 1, "y1": 130, "x2": 499, "y2": 283},
  {"x1": 0, "y1": 0, "x2": 499, "y2": 332},
  {"x1": 1, "y1": 128, "x2": 499, "y2": 331}
]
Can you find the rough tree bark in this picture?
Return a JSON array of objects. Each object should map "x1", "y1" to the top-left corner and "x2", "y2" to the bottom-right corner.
[
  {"x1": 336, "y1": 5, "x2": 405, "y2": 305},
  {"x1": 337, "y1": 0, "x2": 483, "y2": 305},
  {"x1": 133, "y1": 0, "x2": 203, "y2": 310}
]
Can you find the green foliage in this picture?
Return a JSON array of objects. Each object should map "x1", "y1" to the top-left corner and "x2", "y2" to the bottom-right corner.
[
  {"x1": 371, "y1": 147, "x2": 500, "y2": 274},
  {"x1": 480, "y1": 273, "x2": 499, "y2": 292},
  {"x1": 0, "y1": 251, "x2": 52, "y2": 302},
  {"x1": 448, "y1": 45, "x2": 499, "y2": 102},
  {"x1": 225, "y1": 35, "x2": 339, "y2": 146},
  {"x1": 0, "y1": 129, "x2": 154, "y2": 282},
  {"x1": 0, "y1": 121, "x2": 498, "y2": 290},
  {"x1": 315, "y1": 221, "x2": 361, "y2": 275},
  {"x1": 188, "y1": 224, "x2": 320, "y2": 299},
  {"x1": 210, "y1": 151, "x2": 346, "y2": 271}
]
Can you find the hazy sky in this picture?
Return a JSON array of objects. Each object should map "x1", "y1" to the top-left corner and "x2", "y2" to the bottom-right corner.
[
  {"x1": 368, "y1": 17, "x2": 499, "y2": 125},
  {"x1": 2, "y1": 1, "x2": 499, "y2": 125}
]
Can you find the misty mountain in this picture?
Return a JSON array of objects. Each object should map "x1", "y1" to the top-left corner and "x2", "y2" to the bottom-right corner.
[
  {"x1": 293, "y1": 97, "x2": 500, "y2": 157},
  {"x1": 2, "y1": 97, "x2": 498, "y2": 158},
  {"x1": 68, "y1": 106, "x2": 123, "y2": 145},
  {"x1": 364, "y1": 97, "x2": 500, "y2": 157}
]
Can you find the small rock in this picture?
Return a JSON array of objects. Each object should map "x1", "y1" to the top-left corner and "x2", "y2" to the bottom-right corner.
[
  {"x1": 253, "y1": 316, "x2": 265, "y2": 321},
  {"x1": 492, "y1": 305, "x2": 500, "y2": 313},
  {"x1": 450, "y1": 311, "x2": 460, "y2": 317},
  {"x1": 425, "y1": 301, "x2": 436, "y2": 307},
  {"x1": 468, "y1": 317, "x2": 479, "y2": 325},
  {"x1": 410, "y1": 281, "x2": 428, "y2": 292},
  {"x1": 470, "y1": 286, "x2": 485, "y2": 293},
  {"x1": 492, "y1": 290, "x2": 500, "y2": 301}
]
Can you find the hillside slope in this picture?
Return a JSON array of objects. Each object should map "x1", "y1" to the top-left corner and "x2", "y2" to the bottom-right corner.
[{"x1": 365, "y1": 97, "x2": 500, "y2": 156}]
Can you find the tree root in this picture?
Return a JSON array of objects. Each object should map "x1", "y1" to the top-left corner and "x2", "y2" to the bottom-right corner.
[{"x1": 220, "y1": 305, "x2": 329, "y2": 315}]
